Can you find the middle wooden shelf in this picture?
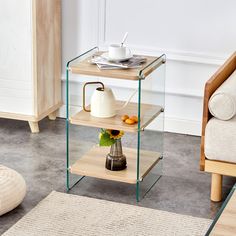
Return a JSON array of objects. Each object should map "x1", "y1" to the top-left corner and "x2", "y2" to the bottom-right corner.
[{"x1": 70, "y1": 101, "x2": 163, "y2": 132}]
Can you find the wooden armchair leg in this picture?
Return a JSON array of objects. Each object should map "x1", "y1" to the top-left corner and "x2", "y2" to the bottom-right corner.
[{"x1": 211, "y1": 173, "x2": 222, "y2": 202}]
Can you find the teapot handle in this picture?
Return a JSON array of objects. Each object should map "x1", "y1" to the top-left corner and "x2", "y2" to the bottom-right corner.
[{"x1": 83, "y1": 81, "x2": 105, "y2": 112}]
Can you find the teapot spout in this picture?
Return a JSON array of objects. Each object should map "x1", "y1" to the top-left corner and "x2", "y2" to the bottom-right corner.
[{"x1": 116, "y1": 89, "x2": 137, "y2": 112}]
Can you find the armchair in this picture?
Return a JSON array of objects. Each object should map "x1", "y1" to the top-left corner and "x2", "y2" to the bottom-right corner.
[{"x1": 201, "y1": 52, "x2": 236, "y2": 202}]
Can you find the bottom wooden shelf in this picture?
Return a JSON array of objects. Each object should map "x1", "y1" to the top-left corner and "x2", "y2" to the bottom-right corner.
[{"x1": 70, "y1": 146, "x2": 161, "y2": 184}]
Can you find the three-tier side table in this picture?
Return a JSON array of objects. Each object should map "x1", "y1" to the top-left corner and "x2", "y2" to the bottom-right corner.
[{"x1": 66, "y1": 47, "x2": 166, "y2": 201}]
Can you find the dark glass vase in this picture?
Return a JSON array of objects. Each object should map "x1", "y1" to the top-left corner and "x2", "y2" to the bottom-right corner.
[{"x1": 105, "y1": 139, "x2": 127, "y2": 171}]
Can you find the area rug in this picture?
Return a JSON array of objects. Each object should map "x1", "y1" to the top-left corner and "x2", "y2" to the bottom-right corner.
[{"x1": 3, "y1": 191, "x2": 212, "y2": 236}]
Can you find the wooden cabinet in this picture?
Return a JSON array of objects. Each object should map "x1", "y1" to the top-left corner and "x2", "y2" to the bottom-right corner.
[{"x1": 0, "y1": 0, "x2": 62, "y2": 133}]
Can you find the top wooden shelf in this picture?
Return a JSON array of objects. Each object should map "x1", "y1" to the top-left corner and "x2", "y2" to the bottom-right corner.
[{"x1": 69, "y1": 53, "x2": 161, "y2": 80}]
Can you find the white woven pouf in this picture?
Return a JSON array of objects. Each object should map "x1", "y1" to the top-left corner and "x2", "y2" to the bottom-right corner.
[{"x1": 0, "y1": 165, "x2": 26, "y2": 216}]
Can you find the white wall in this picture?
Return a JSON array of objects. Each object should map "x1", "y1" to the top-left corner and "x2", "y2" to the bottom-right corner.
[{"x1": 61, "y1": 0, "x2": 236, "y2": 136}]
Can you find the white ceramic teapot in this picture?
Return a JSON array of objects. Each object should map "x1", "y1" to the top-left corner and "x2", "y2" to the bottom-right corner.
[{"x1": 83, "y1": 82, "x2": 136, "y2": 118}]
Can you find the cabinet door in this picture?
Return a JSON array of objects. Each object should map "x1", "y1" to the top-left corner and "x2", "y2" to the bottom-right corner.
[{"x1": 0, "y1": 0, "x2": 33, "y2": 115}]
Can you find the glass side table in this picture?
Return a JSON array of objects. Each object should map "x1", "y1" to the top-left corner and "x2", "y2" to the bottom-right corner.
[
  {"x1": 66, "y1": 47, "x2": 166, "y2": 201},
  {"x1": 206, "y1": 183, "x2": 236, "y2": 235}
]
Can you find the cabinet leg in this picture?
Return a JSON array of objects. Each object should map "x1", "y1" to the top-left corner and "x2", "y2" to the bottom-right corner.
[
  {"x1": 211, "y1": 173, "x2": 222, "y2": 202},
  {"x1": 48, "y1": 110, "x2": 58, "y2": 120},
  {"x1": 28, "y1": 121, "x2": 39, "y2": 133}
]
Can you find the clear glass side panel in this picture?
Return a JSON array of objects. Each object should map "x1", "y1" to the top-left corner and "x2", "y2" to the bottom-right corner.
[
  {"x1": 137, "y1": 55, "x2": 166, "y2": 201},
  {"x1": 66, "y1": 47, "x2": 100, "y2": 189}
]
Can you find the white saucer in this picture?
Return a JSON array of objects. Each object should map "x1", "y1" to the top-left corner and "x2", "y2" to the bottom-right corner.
[{"x1": 101, "y1": 52, "x2": 133, "y2": 62}]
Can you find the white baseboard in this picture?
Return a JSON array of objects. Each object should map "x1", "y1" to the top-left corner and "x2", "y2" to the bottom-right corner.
[
  {"x1": 58, "y1": 105, "x2": 201, "y2": 136},
  {"x1": 164, "y1": 117, "x2": 201, "y2": 136}
]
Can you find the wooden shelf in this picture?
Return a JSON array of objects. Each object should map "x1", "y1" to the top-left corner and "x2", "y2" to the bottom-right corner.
[
  {"x1": 70, "y1": 146, "x2": 161, "y2": 184},
  {"x1": 70, "y1": 101, "x2": 163, "y2": 132},
  {"x1": 70, "y1": 53, "x2": 159, "y2": 80}
]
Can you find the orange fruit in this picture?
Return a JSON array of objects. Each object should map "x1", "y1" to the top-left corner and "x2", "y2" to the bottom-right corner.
[
  {"x1": 121, "y1": 115, "x2": 129, "y2": 122},
  {"x1": 130, "y1": 115, "x2": 138, "y2": 123},
  {"x1": 125, "y1": 118, "x2": 135, "y2": 125}
]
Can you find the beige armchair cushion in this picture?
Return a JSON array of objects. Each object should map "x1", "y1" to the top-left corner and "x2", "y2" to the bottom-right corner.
[
  {"x1": 208, "y1": 69, "x2": 236, "y2": 120},
  {"x1": 205, "y1": 116, "x2": 236, "y2": 163}
]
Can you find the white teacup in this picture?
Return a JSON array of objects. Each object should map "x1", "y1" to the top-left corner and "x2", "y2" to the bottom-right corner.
[{"x1": 109, "y1": 44, "x2": 130, "y2": 60}]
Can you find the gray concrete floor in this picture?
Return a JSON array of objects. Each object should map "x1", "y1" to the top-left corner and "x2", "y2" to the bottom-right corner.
[{"x1": 0, "y1": 117, "x2": 235, "y2": 234}]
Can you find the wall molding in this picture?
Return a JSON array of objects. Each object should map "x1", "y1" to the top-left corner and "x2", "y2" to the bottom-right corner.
[
  {"x1": 97, "y1": 0, "x2": 226, "y2": 66},
  {"x1": 61, "y1": 76, "x2": 203, "y2": 98},
  {"x1": 99, "y1": 42, "x2": 226, "y2": 66}
]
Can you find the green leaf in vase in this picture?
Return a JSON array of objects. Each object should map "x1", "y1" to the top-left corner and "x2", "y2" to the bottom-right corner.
[{"x1": 99, "y1": 132, "x2": 116, "y2": 146}]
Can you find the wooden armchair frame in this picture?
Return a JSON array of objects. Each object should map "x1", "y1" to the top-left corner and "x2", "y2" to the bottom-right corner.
[{"x1": 200, "y1": 51, "x2": 236, "y2": 202}]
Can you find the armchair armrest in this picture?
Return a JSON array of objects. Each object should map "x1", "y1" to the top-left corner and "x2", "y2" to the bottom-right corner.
[{"x1": 200, "y1": 52, "x2": 236, "y2": 170}]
